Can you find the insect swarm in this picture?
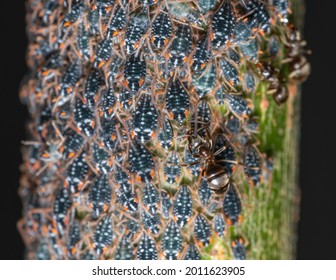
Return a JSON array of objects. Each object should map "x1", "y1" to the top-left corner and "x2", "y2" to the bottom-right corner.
[{"x1": 19, "y1": 0, "x2": 309, "y2": 260}]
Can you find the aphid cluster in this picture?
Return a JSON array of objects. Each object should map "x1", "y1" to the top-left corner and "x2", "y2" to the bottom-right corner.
[{"x1": 19, "y1": 0, "x2": 309, "y2": 260}]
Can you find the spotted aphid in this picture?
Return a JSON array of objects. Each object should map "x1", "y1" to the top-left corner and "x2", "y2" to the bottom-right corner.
[
  {"x1": 142, "y1": 183, "x2": 159, "y2": 214},
  {"x1": 214, "y1": 86, "x2": 227, "y2": 105},
  {"x1": 91, "y1": 142, "x2": 113, "y2": 174},
  {"x1": 167, "y1": 2, "x2": 203, "y2": 26},
  {"x1": 213, "y1": 213, "x2": 226, "y2": 237},
  {"x1": 184, "y1": 146, "x2": 201, "y2": 176},
  {"x1": 62, "y1": 2, "x2": 84, "y2": 27},
  {"x1": 65, "y1": 151, "x2": 89, "y2": 193},
  {"x1": 161, "y1": 220, "x2": 182, "y2": 260},
  {"x1": 167, "y1": 24, "x2": 192, "y2": 68},
  {"x1": 231, "y1": 238, "x2": 246, "y2": 260},
  {"x1": 92, "y1": 214, "x2": 113, "y2": 256},
  {"x1": 228, "y1": 48, "x2": 241, "y2": 65},
  {"x1": 183, "y1": 243, "x2": 201, "y2": 260},
  {"x1": 234, "y1": 21, "x2": 253, "y2": 43},
  {"x1": 157, "y1": 118, "x2": 173, "y2": 150},
  {"x1": 243, "y1": 144, "x2": 262, "y2": 186},
  {"x1": 193, "y1": 62, "x2": 217, "y2": 97},
  {"x1": 194, "y1": 214, "x2": 212, "y2": 247},
  {"x1": 117, "y1": 189, "x2": 139, "y2": 212},
  {"x1": 67, "y1": 222, "x2": 81, "y2": 256},
  {"x1": 99, "y1": 119, "x2": 119, "y2": 151},
  {"x1": 125, "y1": 13, "x2": 149, "y2": 54},
  {"x1": 93, "y1": 0, "x2": 115, "y2": 17},
  {"x1": 238, "y1": 38, "x2": 259, "y2": 62},
  {"x1": 191, "y1": 37, "x2": 211, "y2": 72},
  {"x1": 84, "y1": 69, "x2": 102, "y2": 108},
  {"x1": 243, "y1": 71, "x2": 256, "y2": 94},
  {"x1": 74, "y1": 98, "x2": 96, "y2": 137},
  {"x1": 124, "y1": 54, "x2": 146, "y2": 93},
  {"x1": 77, "y1": 23, "x2": 91, "y2": 61},
  {"x1": 94, "y1": 37, "x2": 113, "y2": 68},
  {"x1": 197, "y1": 0, "x2": 216, "y2": 14},
  {"x1": 198, "y1": 178, "x2": 213, "y2": 207},
  {"x1": 118, "y1": 88, "x2": 134, "y2": 110},
  {"x1": 129, "y1": 141, "x2": 155, "y2": 183},
  {"x1": 161, "y1": 190, "x2": 172, "y2": 219},
  {"x1": 88, "y1": 7, "x2": 100, "y2": 36},
  {"x1": 223, "y1": 184, "x2": 242, "y2": 225},
  {"x1": 61, "y1": 129, "x2": 84, "y2": 160},
  {"x1": 164, "y1": 151, "x2": 181, "y2": 184},
  {"x1": 53, "y1": 187, "x2": 71, "y2": 236},
  {"x1": 151, "y1": 11, "x2": 172, "y2": 50},
  {"x1": 211, "y1": 0, "x2": 235, "y2": 49},
  {"x1": 166, "y1": 79, "x2": 190, "y2": 124},
  {"x1": 141, "y1": 210, "x2": 160, "y2": 235},
  {"x1": 114, "y1": 165, "x2": 131, "y2": 186},
  {"x1": 125, "y1": 218, "x2": 140, "y2": 240},
  {"x1": 108, "y1": 55, "x2": 124, "y2": 84},
  {"x1": 272, "y1": 0, "x2": 289, "y2": 24},
  {"x1": 115, "y1": 234, "x2": 133, "y2": 260},
  {"x1": 173, "y1": 186, "x2": 193, "y2": 227},
  {"x1": 137, "y1": 233, "x2": 158, "y2": 260},
  {"x1": 220, "y1": 58, "x2": 240, "y2": 87},
  {"x1": 243, "y1": 0, "x2": 270, "y2": 34},
  {"x1": 132, "y1": 93, "x2": 158, "y2": 142},
  {"x1": 106, "y1": 4, "x2": 127, "y2": 38},
  {"x1": 47, "y1": 224, "x2": 64, "y2": 259},
  {"x1": 223, "y1": 94, "x2": 252, "y2": 119},
  {"x1": 88, "y1": 174, "x2": 111, "y2": 218},
  {"x1": 99, "y1": 87, "x2": 116, "y2": 120},
  {"x1": 59, "y1": 60, "x2": 81, "y2": 96}
]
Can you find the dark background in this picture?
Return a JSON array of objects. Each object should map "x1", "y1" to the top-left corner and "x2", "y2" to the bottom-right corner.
[{"x1": 0, "y1": 0, "x2": 334, "y2": 260}]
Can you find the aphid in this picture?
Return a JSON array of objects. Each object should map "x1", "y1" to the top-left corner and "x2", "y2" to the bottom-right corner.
[
  {"x1": 194, "y1": 214, "x2": 212, "y2": 247},
  {"x1": 243, "y1": 144, "x2": 262, "y2": 186},
  {"x1": 53, "y1": 187, "x2": 71, "y2": 236},
  {"x1": 157, "y1": 117, "x2": 173, "y2": 150},
  {"x1": 47, "y1": 223, "x2": 64, "y2": 259},
  {"x1": 88, "y1": 174, "x2": 111, "y2": 218},
  {"x1": 99, "y1": 87, "x2": 116, "y2": 120},
  {"x1": 106, "y1": 5, "x2": 127, "y2": 38},
  {"x1": 114, "y1": 165, "x2": 131, "y2": 186},
  {"x1": 84, "y1": 68, "x2": 102, "y2": 108},
  {"x1": 165, "y1": 79, "x2": 190, "y2": 124},
  {"x1": 192, "y1": 62, "x2": 217, "y2": 97},
  {"x1": 191, "y1": 37, "x2": 211, "y2": 72},
  {"x1": 65, "y1": 151, "x2": 90, "y2": 193},
  {"x1": 137, "y1": 233, "x2": 158, "y2": 260},
  {"x1": 60, "y1": 129, "x2": 84, "y2": 160},
  {"x1": 91, "y1": 142, "x2": 113, "y2": 174},
  {"x1": 59, "y1": 60, "x2": 81, "y2": 96},
  {"x1": 125, "y1": 218, "x2": 140, "y2": 240},
  {"x1": 161, "y1": 220, "x2": 182, "y2": 260},
  {"x1": 88, "y1": 7, "x2": 100, "y2": 36},
  {"x1": 77, "y1": 23, "x2": 91, "y2": 61},
  {"x1": 118, "y1": 88, "x2": 134, "y2": 110},
  {"x1": 167, "y1": 2, "x2": 203, "y2": 26},
  {"x1": 116, "y1": 190, "x2": 139, "y2": 213},
  {"x1": 62, "y1": 2, "x2": 84, "y2": 27},
  {"x1": 214, "y1": 86, "x2": 227, "y2": 105},
  {"x1": 220, "y1": 58, "x2": 240, "y2": 87},
  {"x1": 223, "y1": 184, "x2": 242, "y2": 225},
  {"x1": 238, "y1": 38, "x2": 259, "y2": 62},
  {"x1": 74, "y1": 98, "x2": 96, "y2": 137},
  {"x1": 124, "y1": 54, "x2": 146, "y2": 93},
  {"x1": 39, "y1": 51, "x2": 61, "y2": 78},
  {"x1": 197, "y1": 0, "x2": 217, "y2": 14},
  {"x1": 92, "y1": 214, "x2": 113, "y2": 256},
  {"x1": 132, "y1": 93, "x2": 158, "y2": 142},
  {"x1": 115, "y1": 234, "x2": 133, "y2": 260},
  {"x1": 36, "y1": 239, "x2": 50, "y2": 260},
  {"x1": 234, "y1": 21, "x2": 253, "y2": 43},
  {"x1": 167, "y1": 24, "x2": 192, "y2": 68},
  {"x1": 211, "y1": 0, "x2": 236, "y2": 49},
  {"x1": 67, "y1": 222, "x2": 81, "y2": 256},
  {"x1": 243, "y1": 71, "x2": 256, "y2": 94},
  {"x1": 128, "y1": 141, "x2": 155, "y2": 183},
  {"x1": 183, "y1": 244, "x2": 201, "y2": 260},
  {"x1": 161, "y1": 190, "x2": 172, "y2": 219},
  {"x1": 125, "y1": 13, "x2": 149, "y2": 54},
  {"x1": 231, "y1": 238, "x2": 246, "y2": 260},
  {"x1": 184, "y1": 146, "x2": 202, "y2": 176},
  {"x1": 108, "y1": 55, "x2": 124, "y2": 84},
  {"x1": 173, "y1": 186, "x2": 193, "y2": 227},
  {"x1": 269, "y1": 35, "x2": 280, "y2": 58},
  {"x1": 99, "y1": 119, "x2": 119, "y2": 151},
  {"x1": 151, "y1": 11, "x2": 172, "y2": 50},
  {"x1": 198, "y1": 178, "x2": 213, "y2": 207},
  {"x1": 164, "y1": 151, "x2": 181, "y2": 184},
  {"x1": 142, "y1": 183, "x2": 159, "y2": 214},
  {"x1": 141, "y1": 210, "x2": 160, "y2": 235},
  {"x1": 213, "y1": 213, "x2": 226, "y2": 237},
  {"x1": 243, "y1": 0, "x2": 270, "y2": 34},
  {"x1": 223, "y1": 93, "x2": 252, "y2": 119},
  {"x1": 93, "y1": 0, "x2": 114, "y2": 17},
  {"x1": 272, "y1": 0, "x2": 289, "y2": 24},
  {"x1": 94, "y1": 37, "x2": 113, "y2": 68},
  {"x1": 228, "y1": 48, "x2": 241, "y2": 65}
]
